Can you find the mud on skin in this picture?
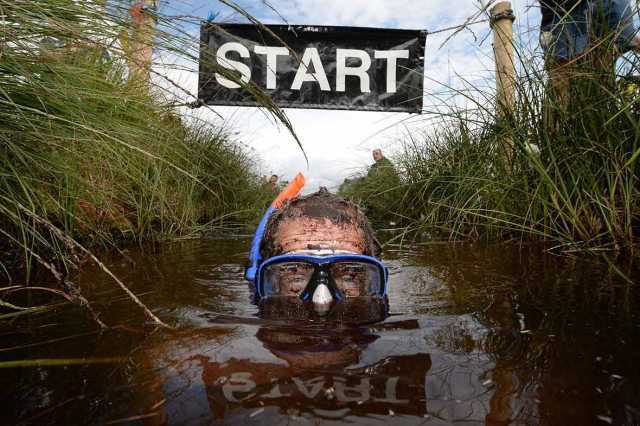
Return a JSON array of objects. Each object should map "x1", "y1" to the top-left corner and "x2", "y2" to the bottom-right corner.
[{"x1": 261, "y1": 188, "x2": 380, "y2": 257}]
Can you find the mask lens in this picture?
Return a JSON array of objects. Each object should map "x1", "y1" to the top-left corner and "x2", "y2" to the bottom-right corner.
[
  {"x1": 329, "y1": 262, "x2": 382, "y2": 297},
  {"x1": 262, "y1": 262, "x2": 315, "y2": 297}
]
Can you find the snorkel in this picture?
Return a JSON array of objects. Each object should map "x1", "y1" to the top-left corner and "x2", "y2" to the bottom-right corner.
[
  {"x1": 245, "y1": 173, "x2": 306, "y2": 284},
  {"x1": 245, "y1": 173, "x2": 340, "y2": 311}
]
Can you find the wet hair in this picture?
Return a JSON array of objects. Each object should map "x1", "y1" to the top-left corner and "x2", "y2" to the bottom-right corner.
[{"x1": 261, "y1": 188, "x2": 380, "y2": 258}]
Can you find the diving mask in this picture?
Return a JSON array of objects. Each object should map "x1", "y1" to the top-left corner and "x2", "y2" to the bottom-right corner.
[{"x1": 256, "y1": 253, "x2": 388, "y2": 303}]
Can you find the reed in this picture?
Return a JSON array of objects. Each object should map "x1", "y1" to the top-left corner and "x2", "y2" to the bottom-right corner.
[
  {"x1": 400, "y1": 52, "x2": 639, "y2": 252},
  {"x1": 351, "y1": 38, "x2": 640, "y2": 253},
  {"x1": 0, "y1": 1, "x2": 281, "y2": 296}
]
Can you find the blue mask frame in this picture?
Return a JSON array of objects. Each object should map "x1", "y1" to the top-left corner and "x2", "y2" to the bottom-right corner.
[
  {"x1": 255, "y1": 253, "x2": 389, "y2": 300},
  {"x1": 245, "y1": 207, "x2": 389, "y2": 301}
]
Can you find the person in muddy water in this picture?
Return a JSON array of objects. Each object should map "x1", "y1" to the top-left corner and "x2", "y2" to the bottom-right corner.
[{"x1": 246, "y1": 183, "x2": 388, "y2": 315}]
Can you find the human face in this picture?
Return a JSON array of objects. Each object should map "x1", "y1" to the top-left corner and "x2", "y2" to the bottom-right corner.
[
  {"x1": 268, "y1": 262, "x2": 313, "y2": 297},
  {"x1": 266, "y1": 262, "x2": 367, "y2": 297},
  {"x1": 331, "y1": 262, "x2": 368, "y2": 297},
  {"x1": 257, "y1": 255, "x2": 387, "y2": 300},
  {"x1": 372, "y1": 149, "x2": 383, "y2": 161}
]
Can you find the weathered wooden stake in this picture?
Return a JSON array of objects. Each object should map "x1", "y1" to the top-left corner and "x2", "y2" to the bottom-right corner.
[
  {"x1": 128, "y1": 0, "x2": 157, "y2": 88},
  {"x1": 491, "y1": 1, "x2": 516, "y2": 116}
]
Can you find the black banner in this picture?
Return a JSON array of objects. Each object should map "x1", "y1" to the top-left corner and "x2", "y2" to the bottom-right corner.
[{"x1": 198, "y1": 23, "x2": 426, "y2": 113}]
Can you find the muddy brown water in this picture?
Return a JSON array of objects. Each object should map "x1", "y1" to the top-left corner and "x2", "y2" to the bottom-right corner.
[{"x1": 1, "y1": 239, "x2": 640, "y2": 425}]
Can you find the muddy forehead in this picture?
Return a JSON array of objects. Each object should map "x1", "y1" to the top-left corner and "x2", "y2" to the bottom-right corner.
[
  {"x1": 260, "y1": 190, "x2": 380, "y2": 257},
  {"x1": 271, "y1": 216, "x2": 367, "y2": 253},
  {"x1": 292, "y1": 199, "x2": 360, "y2": 223}
]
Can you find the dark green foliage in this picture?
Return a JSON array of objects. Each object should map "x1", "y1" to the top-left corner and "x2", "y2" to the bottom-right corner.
[
  {"x1": 338, "y1": 157, "x2": 402, "y2": 227},
  {"x1": 394, "y1": 53, "x2": 640, "y2": 253},
  {"x1": 0, "y1": 0, "x2": 274, "y2": 281}
]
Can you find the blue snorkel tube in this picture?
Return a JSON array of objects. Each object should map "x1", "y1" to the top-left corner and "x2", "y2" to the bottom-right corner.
[
  {"x1": 245, "y1": 205, "x2": 275, "y2": 282},
  {"x1": 245, "y1": 173, "x2": 306, "y2": 286}
]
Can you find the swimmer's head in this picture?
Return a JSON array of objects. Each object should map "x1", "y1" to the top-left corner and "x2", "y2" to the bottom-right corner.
[
  {"x1": 257, "y1": 188, "x2": 383, "y2": 310},
  {"x1": 260, "y1": 188, "x2": 380, "y2": 259}
]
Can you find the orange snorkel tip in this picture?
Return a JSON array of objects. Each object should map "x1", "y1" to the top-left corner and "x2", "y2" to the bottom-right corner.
[
  {"x1": 271, "y1": 172, "x2": 305, "y2": 209},
  {"x1": 247, "y1": 173, "x2": 305, "y2": 284}
]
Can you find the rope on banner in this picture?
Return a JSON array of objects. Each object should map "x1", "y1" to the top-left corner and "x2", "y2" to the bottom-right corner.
[{"x1": 426, "y1": 18, "x2": 490, "y2": 36}]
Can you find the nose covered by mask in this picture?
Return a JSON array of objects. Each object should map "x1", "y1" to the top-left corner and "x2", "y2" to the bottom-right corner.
[
  {"x1": 312, "y1": 283, "x2": 333, "y2": 310},
  {"x1": 302, "y1": 268, "x2": 338, "y2": 314}
]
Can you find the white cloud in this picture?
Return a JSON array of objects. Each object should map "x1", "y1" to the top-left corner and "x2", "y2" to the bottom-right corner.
[{"x1": 155, "y1": 1, "x2": 541, "y2": 192}]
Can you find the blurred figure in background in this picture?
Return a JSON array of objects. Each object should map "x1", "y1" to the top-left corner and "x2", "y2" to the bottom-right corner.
[
  {"x1": 364, "y1": 149, "x2": 402, "y2": 225},
  {"x1": 260, "y1": 174, "x2": 280, "y2": 205},
  {"x1": 338, "y1": 149, "x2": 402, "y2": 226},
  {"x1": 368, "y1": 149, "x2": 396, "y2": 179},
  {"x1": 539, "y1": 0, "x2": 640, "y2": 95},
  {"x1": 267, "y1": 174, "x2": 278, "y2": 190}
]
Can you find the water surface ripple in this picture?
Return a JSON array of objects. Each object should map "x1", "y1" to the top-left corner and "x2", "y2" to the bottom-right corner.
[{"x1": 1, "y1": 239, "x2": 639, "y2": 425}]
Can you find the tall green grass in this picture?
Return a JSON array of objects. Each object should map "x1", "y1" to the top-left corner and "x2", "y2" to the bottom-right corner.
[
  {"x1": 399, "y1": 54, "x2": 639, "y2": 252},
  {"x1": 0, "y1": 1, "x2": 281, "y2": 293},
  {"x1": 364, "y1": 40, "x2": 640, "y2": 253},
  {"x1": 338, "y1": 158, "x2": 403, "y2": 227}
]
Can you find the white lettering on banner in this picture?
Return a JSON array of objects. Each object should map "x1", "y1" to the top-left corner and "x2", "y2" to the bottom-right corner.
[
  {"x1": 374, "y1": 50, "x2": 410, "y2": 93},
  {"x1": 291, "y1": 48, "x2": 331, "y2": 91},
  {"x1": 254, "y1": 45, "x2": 289, "y2": 89},
  {"x1": 293, "y1": 377, "x2": 326, "y2": 399},
  {"x1": 222, "y1": 372, "x2": 257, "y2": 402},
  {"x1": 334, "y1": 377, "x2": 371, "y2": 402},
  {"x1": 218, "y1": 373, "x2": 412, "y2": 404},
  {"x1": 215, "y1": 42, "x2": 251, "y2": 89},
  {"x1": 336, "y1": 49, "x2": 371, "y2": 93},
  {"x1": 262, "y1": 383, "x2": 292, "y2": 398},
  {"x1": 213, "y1": 43, "x2": 410, "y2": 94}
]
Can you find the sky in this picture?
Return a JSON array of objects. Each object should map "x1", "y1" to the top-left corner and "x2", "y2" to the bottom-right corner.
[{"x1": 154, "y1": 0, "x2": 543, "y2": 192}]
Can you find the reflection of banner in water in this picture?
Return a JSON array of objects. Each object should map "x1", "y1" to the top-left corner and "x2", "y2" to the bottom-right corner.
[{"x1": 202, "y1": 353, "x2": 431, "y2": 419}]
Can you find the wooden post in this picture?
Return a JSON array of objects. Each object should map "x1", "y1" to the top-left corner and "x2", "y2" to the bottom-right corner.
[
  {"x1": 491, "y1": 1, "x2": 516, "y2": 116},
  {"x1": 127, "y1": 0, "x2": 157, "y2": 88}
]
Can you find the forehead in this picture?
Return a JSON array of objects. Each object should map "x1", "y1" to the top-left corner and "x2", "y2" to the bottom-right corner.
[{"x1": 272, "y1": 216, "x2": 367, "y2": 254}]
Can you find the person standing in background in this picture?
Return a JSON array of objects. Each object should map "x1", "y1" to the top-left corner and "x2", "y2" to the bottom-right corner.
[
  {"x1": 368, "y1": 149, "x2": 397, "y2": 180},
  {"x1": 539, "y1": 0, "x2": 640, "y2": 94},
  {"x1": 268, "y1": 174, "x2": 278, "y2": 190}
]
